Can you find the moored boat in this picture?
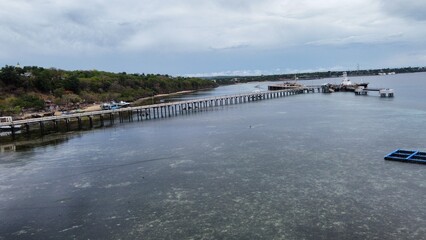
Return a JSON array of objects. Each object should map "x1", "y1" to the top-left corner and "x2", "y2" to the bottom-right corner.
[
  {"x1": 325, "y1": 72, "x2": 369, "y2": 92},
  {"x1": 101, "y1": 101, "x2": 131, "y2": 110},
  {"x1": 268, "y1": 81, "x2": 304, "y2": 91},
  {"x1": 118, "y1": 101, "x2": 130, "y2": 108}
]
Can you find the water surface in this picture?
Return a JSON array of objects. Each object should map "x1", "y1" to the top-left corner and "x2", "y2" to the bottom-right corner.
[{"x1": 0, "y1": 73, "x2": 425, "y2": 239}]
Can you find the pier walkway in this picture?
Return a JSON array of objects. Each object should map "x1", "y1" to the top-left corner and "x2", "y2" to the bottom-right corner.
[{"x1": 0, "y1": 87, "x2": 321, "y2": 138}]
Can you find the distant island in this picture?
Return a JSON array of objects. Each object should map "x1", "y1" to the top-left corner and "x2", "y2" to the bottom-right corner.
[
  {"x1": 0, "y1": 65, "x2": 218, "y2": 118},
  {"x1": 211, "y1": 66, "x2": 426, "y2": 85}
]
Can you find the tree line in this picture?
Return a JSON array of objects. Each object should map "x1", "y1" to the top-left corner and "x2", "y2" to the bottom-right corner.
[
  {"x1": 212, "y1": 66, "x2": 426, "y2": 84},
  {"x1": 0, "y1": 65, "x2": 218, "y2": 116}
]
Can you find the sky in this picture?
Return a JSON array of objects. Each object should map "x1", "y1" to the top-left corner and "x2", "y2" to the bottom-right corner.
[{"x1": 0, "y1": 0, "x2": 426, "y2": 76}]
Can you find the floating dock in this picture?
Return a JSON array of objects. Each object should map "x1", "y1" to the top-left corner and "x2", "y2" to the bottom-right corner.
[{"x1": 384, "y1": 149, "x2": 426, "y2": 164}]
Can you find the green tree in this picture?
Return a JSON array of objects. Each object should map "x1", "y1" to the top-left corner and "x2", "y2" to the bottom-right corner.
[
  {"x1": 34, "y1": 69, "x2": 53, "y2": 93},
  {"x1": 0, "y1": 65, "x2": 19, "y2": 86},
  {"x1": 12, "y1": 94, "x2": 45, "y2": 110},
  {"x1": 63, "y1": 75, "x2": 81, "y2": 93}
]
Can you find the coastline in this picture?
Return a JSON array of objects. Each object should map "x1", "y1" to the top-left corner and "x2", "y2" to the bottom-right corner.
[
  {"x1": 81, "y1": 90, "x2": 198, "y2": 113},
  {"x1": 132, "y1": 90, "x2": 196, "y2": 105},
  {"x1": 12, "y1": 89, "x2": 207, "y2": 119}
]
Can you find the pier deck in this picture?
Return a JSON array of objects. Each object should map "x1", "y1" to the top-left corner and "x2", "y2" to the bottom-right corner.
[
  {"x1": 0, "y1": 88, "x2": 311, "y2": 138},
  {"x1": 355, "y1": 87, "x2": 394, "y2": 97}
]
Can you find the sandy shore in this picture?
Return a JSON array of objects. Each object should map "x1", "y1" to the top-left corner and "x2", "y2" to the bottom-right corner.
[
  {"x1": 13, "y1": 90, "x2": 201, "y2": 119},
  {"x1": 80, "y1": 90, "x2": 196, "y2": 112},
  {"x1": 83, "y1": 104, "x2": 101, "y2": 112},
  {"x1": 153, "y1": 90, "x2": 194, "y2": 97},
  {"x1": 132, "y1": 90, "x2": 196, "y2": 105}
]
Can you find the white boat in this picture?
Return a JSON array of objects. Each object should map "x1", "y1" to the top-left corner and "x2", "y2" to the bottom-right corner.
[
  {"x1": 118, "y1": 101, "x2": 130, "y2": 108},
  {"x1": 341, "y1": 72, "x2": 352, "y2": 86},
  {"x1": 339, "y1": 72, "x2": 368, "y2": 90},
  {"x1": 0, "y1": 116, "x2": 21, "y2": 131},
  {"x1": 101, "y1": 101, "x2": 130, "y2": 110}
]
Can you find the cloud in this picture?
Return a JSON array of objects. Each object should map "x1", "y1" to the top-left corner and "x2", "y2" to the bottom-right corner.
[
  {"x1": 186, "y1": 65, "x2": 349, "y2": 77},
  {"x1": 0, "y1": 0, "x2": 425, "y2": 74},
  {"x1": 379, "y1": 0, "x2": 426, "y2": 21},
  {"x1": 305, "y1": 33, "x2": 405, "y2": 46},
  {"x1": 380, "y1": 50, "x2": 426, "y2": 68}
]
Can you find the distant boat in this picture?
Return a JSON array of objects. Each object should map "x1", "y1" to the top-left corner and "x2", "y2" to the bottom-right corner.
[
  {"x1": 341, "y1": 72, "x2": 352, "y2": 86},
  {"x1": 268, "y1": 81, "x2": 304, "y2": 91},
  {"x1": 339, "y1": 72, "x2": 368, "y2": 91},
  {"x1": 0, "y1": 116, "x2": 21, "y2": 131},
  {"x1": 101, "y1": 101, "x2": 130, "y2": 110},
  {"x1": 101, "y1": 102, "x2": 119, "y2": 110},
  {"x1": 321, "y1": 72, "x2": 369, "y2": 93},
  {"x1": 118, "y1": 101, "x2": 130, "y2": 108}
]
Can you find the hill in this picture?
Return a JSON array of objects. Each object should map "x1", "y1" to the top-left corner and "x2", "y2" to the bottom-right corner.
[{"x1": 0, "y1": 65, "x2": 218, "y2": 117}]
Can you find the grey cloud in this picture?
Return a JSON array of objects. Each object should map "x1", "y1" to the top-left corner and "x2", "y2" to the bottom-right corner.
[
  {"x1": 65, "y1": 10, "x2": 93, "y2": 26},
  {"x1": 380, "y1": 0, "x2": 426, "y2": 21},
  {"x1": 209, "y1": 43, "x2": 250, "y2": 51},
  {"x1": 1, "y1": 0, "x2": 426, "y2": 74}
]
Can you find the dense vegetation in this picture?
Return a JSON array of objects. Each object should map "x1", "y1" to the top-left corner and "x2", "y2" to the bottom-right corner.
[
  {"x1": 0, "y1": 65, "x2": 218, "y2": 116},
  {"x1": 212, "y1": 66, "x2": 426, "y2": 84}
]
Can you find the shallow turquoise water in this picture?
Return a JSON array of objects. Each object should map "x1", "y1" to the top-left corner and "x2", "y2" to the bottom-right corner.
[{"x1": 0, "y1": 73, "x2": 425, "y2": 239}]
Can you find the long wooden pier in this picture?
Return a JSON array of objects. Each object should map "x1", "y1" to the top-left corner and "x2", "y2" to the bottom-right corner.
[{"x1": 0, "y1": 87, "x2": 322, "y2": 138}]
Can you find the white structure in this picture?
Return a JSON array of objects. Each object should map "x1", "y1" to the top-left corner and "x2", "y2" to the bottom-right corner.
[
  {"x1": 341, "y1": 72, "x2": 352, "y2": 86},
  {"x1": 0, "y1": 116, "x2": 21, "y2": 130},
  {"x1": 379, "y1": 88, "x2": 394, "y2": 97}
]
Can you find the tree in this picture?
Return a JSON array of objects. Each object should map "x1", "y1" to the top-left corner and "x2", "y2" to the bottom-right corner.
[
  {"x1": 34, "y1": 69, "x2": 53, "y2": 93},
  {"x1": 63, "y1": 75, "x2": 81, "y2": 94},
  {"x1": 0, "y1": 65, "x2": 19, "y2": 86},
  {"x1": 12, "y1": 94, "x2": 45, "y2": 110}
]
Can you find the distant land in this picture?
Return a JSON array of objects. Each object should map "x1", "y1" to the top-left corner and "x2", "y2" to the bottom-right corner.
[{"x1": 210, "y1": 66, "x2": 426, "y2": 85}]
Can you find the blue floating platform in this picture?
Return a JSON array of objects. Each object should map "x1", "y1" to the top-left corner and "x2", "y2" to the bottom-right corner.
[{"x1": 385, "y1": 149, "x2": 426, "y2": 164}]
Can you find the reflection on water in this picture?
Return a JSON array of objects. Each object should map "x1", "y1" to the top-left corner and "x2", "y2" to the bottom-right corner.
[
  {"x1": 0, "y1": 144, "x2": 16, "y2": 153},
  {"x1": 0, "y1": 130, "x2": 22, "y2": 138},
  {"x1": 0, "y1": 73, "x2": 426, "y2": 239},
  {"x1": 0, "y1": 133, "x2": 74, "y2": 154}
]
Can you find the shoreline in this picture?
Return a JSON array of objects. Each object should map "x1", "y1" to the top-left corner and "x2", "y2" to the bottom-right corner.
[
  {"x1": 132, "y1": 90, "x2": 196, "y2": 105},
  {"x1": 81, "y1": 90, "x2": 199, "y2": 113},
  {"x1": 11, "y1": 88, "x2": 212, "y2": 119},
  {"x1": 80, "y1": 90, "x2": 201, "y2": 113}
]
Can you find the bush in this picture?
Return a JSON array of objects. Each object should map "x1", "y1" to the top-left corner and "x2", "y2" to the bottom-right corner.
[{"x1": 12, "y1": 94, "x2": 45, "y2": 110}]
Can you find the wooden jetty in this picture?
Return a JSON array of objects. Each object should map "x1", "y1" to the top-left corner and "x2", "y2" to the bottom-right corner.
[
  {"x1": 0, "y1": 88, "x2": 321, "y2": 138},
  {"x1": 385, "y1": 149, "x2": 426, "y2": 164},
  {"x1": 355, "y1": 87, "x2": 394, "y2": 97}
]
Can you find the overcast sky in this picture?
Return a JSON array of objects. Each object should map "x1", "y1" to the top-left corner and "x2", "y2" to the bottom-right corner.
[{"x1": 1, "y1": 0, "x2": 425, "y2": 76}]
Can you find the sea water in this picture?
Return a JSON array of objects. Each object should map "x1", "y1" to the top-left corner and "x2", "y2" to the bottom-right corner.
[{"x1": 0, "y1": 73, "x2": 425, "y2": 239}]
